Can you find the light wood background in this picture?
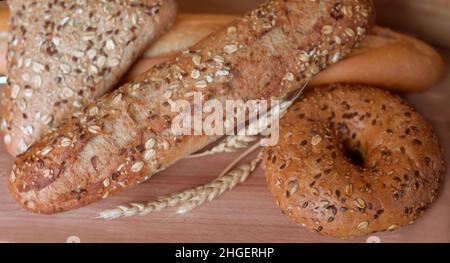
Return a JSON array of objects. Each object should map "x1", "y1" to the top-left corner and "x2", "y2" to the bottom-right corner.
[{"x1": 0, "y1": 0, "x2": 449, "y2": 243}]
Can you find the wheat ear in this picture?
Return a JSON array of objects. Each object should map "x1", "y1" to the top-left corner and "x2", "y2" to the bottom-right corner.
[
  {"x1": 97, "y1": 146, "x2": 262, "y2": 220},
  {"x1": 186, "y1": 82, "x2": 307, "y2": 158},
  {"x1": 186, "y1": 135, "x2": 258, "y2": 158}
]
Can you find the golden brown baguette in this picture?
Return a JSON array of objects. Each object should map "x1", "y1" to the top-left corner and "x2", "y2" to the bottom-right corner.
[
  {"x1": 1, "y1": 0, "x2": 177, "y2": 156},
  {"x1": 0, "y1": 12, "x2": 444, "y2": 91},
  {"x1": 9, "y1": 0, "x2": 374, "y2": 214}
]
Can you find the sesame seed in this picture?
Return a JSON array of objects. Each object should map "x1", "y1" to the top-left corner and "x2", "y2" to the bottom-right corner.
[
  {"x1": 103, "y1": 178, "x2": 110, "y2": 188},
  {"x1": 32, "y1": 62, "x2": 44, "y2": 73},
  {"x1": 224, "y1": 44, "x2": 238, "y2": 54},
  {"x1": 11, "y1": 84, "x2": 20, "y2": 99},
  {"x1": 131, "y1": 161, "x2": 144, "y2": 172}
]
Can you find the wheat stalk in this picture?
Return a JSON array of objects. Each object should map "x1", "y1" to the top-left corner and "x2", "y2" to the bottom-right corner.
[
  {"x1": 186, "y1": 82, "x2": 307, "y2": 158},
  {"x1": 97, "y1": 147, "x2": 262, "y2": 220},
  {"x1": 187, "y1": 135, "x2": 258, "y2": 158}
]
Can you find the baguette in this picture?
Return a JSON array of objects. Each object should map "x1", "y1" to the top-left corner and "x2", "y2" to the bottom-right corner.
[
  {"x1": 1, "y1": 0, "x2": 177, "y2": 156},
  {"x1": 123, "y1": 19, "x2": 445, "y2": 92},
  {"x1": 0, "y1": 12, "x2": 443, "y2": 91},
  {"x1": 10, "y1": 0, "x2": 374, "y2": 214}
]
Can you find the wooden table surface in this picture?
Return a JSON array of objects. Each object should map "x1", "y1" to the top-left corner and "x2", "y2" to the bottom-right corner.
[{"x1": 0, "y1": 1, "x2": 449, "y2": 243}]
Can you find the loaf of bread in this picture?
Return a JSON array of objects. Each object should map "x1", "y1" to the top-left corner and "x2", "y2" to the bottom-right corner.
[
  {"x1": 0, "y1": 11, "x2": 443, "y2": 91},
  {"x1": 1, "y1": 0, "x2": 177, "y2": 156},
  {"x1": 124, "y1": 17, "x2": 445, "y2": 91},
  {"x1": 9, "y1": 0, "x2": 374, "y2": 214}
]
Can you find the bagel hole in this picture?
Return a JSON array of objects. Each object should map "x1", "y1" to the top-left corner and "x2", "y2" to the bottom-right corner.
[{"x1": 342, "y1": 140, "x2": 365, "y2": 167}]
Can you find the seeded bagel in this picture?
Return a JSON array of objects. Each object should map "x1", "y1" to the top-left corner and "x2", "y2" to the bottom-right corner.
[{"x1": 263, "y1": 84, "x2": 445, "y2": 237}]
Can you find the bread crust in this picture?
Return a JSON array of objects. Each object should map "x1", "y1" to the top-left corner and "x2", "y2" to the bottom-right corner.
[
  {"x1": 1, "y1": 0, "x2": 177, "y2": 156},
  {"x1": 9, "y1": 0, "x2": 374, "y2": 214},
  {"x1": 263, "y1": 84, "x2": 445, "y2": 237}
]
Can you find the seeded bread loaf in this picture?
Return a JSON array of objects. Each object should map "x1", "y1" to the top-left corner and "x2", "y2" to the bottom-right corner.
[
  {"x1": 0, "y1": 12, "x2": 444, "y2": 92},
  {"x1": 9, "y1": 0, "x2": 374, "y2": 214},
  {"x1": 1, "y1": 0, "x2": 177, "y2": 156}
]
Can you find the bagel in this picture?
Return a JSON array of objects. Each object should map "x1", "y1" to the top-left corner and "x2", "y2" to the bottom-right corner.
[{"x1": 263, "y1": 84, "x2": 445, "y2": 237}]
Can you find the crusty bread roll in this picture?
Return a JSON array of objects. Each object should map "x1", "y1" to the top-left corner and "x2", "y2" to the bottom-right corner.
[
  {"x1": 310, "y1": 26, "x2": 445, "y2": 92},
  {"x1": 0, "y1": 11, "x2": 444, "y2": 92},
  {"x1": 9, "y1": 0, "x2": 374, "y2": 214},
  {"x1": 1, "y1": 0, "x2": 177, "y2": 156}
]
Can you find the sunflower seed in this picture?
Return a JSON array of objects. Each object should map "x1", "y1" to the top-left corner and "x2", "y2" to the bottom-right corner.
[
  {"x1": 192, "y1": 55, "x2": 201, "y2": 66},
  {"x1": 357, "y1": 221, "x2": 369, "y2": 230},
  {"x1": 345, "y1": 183, "x2": 353, "y2": 196},
  {"x1": 311, "y1": 135, "x2": 322, "y2": 146},
  {"x1": 321, "y1": 25, "x2": 334, "y2": 34},
  {"x1": 354, "y1": 198, "x2": 366, "y2": 209}
]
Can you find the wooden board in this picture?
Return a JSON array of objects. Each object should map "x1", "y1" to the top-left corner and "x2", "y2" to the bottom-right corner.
[{"x1": 0, "y1": 1, "x2": 449, "y2": 243}]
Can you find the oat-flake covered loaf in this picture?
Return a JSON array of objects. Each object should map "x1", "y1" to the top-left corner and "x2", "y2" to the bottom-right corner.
[{"x1": 1, "y1": 0, "x2": 177, "y2": 156}]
